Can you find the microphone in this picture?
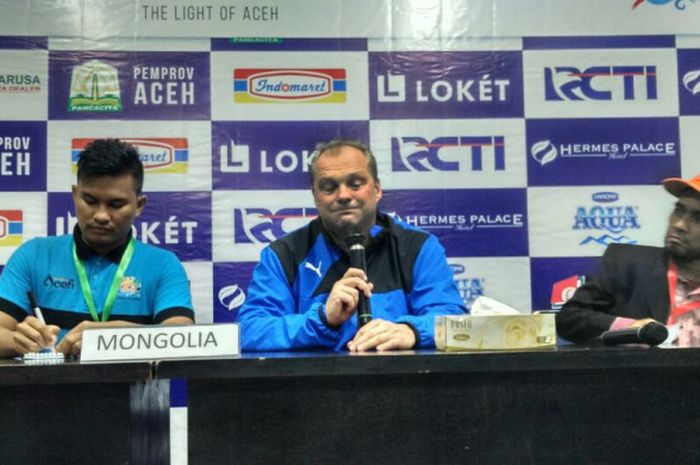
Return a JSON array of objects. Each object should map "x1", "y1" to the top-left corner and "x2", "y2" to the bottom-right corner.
[
  {"x1": 344, "y1": 231, "x2": 372, "y2": 327},
  {"x1": 599, "y1": 321, "x2": 668, "y2": 346}
]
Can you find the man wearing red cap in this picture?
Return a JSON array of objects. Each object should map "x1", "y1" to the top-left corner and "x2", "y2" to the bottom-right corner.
[{"x1": 557, "y1": 174, "x2": 700, "y2": 346}]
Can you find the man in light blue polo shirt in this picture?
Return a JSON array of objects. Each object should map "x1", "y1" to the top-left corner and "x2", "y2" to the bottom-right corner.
[{"x1": 0, "y1": 138, "x2": 194, "y2": 357}]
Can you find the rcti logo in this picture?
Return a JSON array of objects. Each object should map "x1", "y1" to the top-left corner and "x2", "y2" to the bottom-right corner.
[
  {"x1": 391, "y1": 136, "x2": 505, "y2": 172},
  {"x1": 573, "y1": 194, "x2": 639, "y2": 246},
  {"x1": 234, "y1": 69, "x2": 346, "y2": 103},
  {"x1": 544, "y1": 66, "x2": 657, "y2": 101},
  {"x1": 632, "y1": 0, "x2": 696, "y2": 10},
  {"x1": 234, "y1": 208, "x2": 319, "y2": 244},
  {"x1": 71, "y1": 138, "x2": 189, "y2": 174},
  {"x1": 68, "y1": 59, "x2": 122, "y2": 112},
  {"x1": 0, "y1": 210, "x2": 23, "y2": 246}
]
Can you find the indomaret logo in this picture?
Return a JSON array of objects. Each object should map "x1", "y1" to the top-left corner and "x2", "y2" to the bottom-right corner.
[
  {"x1": 573, "y1": 192, "x2": 640, "y2": 246},
  {"x1": 234, "y1": 69, "x2": 346, "y2": 103},
  {"x1": 68, "y1": 60, "x2": 122, "y2": 112},
  {"x1": 71, "y1": 138, "x2": 188, "y2": 174},
  {"x1": 544, "y1": 66, "x2": 657, "y2": 101},
  {"x1": 0, "y1": 210, "x2": 22, "y2": 246},
  {"x1": 392, "y1": 136, "x2": 505, "y2": 172}
]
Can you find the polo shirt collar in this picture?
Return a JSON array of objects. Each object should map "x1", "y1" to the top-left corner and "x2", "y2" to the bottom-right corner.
[{"x1": 73, "y1": 224, "x2": 132, "y2": 264}]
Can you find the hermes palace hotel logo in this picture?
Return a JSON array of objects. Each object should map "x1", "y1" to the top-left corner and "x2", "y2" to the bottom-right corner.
[{"x1": 233, "y1": 68, "x2": 346, "y2": 103}]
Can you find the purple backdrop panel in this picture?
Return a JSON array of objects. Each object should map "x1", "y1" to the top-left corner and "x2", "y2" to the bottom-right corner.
[
  {"x1": 369, "y1": 51, "x2": 524, "y2": 119},
  {"x1": 49, "y1": 51, "x2": 210, "y2": 120},
  {"x1": 213, "y1": 262, "x2": 257, "y2": 323},
  {"x1": 0, "y1": 121, "x2": 46, "y2": 191},
  {"x1": 527, "y1": 117, "x2": 680, "y2": 186},
  {"x1": 212, "y1": 120, "x2": 369, "y2": 190},
  {"x1": 381, "y1": 189, "x2": 528, "y2": 257},
  {"x1": 48, "y1": 191, "x2": 211, "y2": 261},
  {"x1": 0, "y1": 36, "x2": 48, "y2": 49},
  {"x1": 529, "y1": 256, "x2": 600, "y2": 312},
  {"x1": 678, "y1": 49, "x2": 700, "y2": 116}
]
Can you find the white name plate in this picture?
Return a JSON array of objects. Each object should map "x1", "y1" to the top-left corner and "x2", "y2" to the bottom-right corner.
[{"x1": 80, "y1": 323, "x2": 240, "y2": 362}]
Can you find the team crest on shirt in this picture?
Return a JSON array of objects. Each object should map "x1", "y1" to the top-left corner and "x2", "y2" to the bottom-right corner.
[{"x1": 118, "y1": 276, "x2": 142, "y2": 299}]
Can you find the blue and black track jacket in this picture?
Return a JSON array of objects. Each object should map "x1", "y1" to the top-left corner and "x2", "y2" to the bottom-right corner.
[{"x1": 239, "y1": 213, "x2": 467, "y2": 351}]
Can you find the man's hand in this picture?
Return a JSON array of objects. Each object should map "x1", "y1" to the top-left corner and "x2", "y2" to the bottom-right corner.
[
  {"x1": 324, "y1": 267, "x2": 373, "y2": 327},
  {"x1": 13, "y1": 316, "x2": 59, "y2": 355},
  {"x1": 55, "y1": 320, "x2": 101, "y2": 356},
  {"x1": 347, "y1": 319, "x2": 416, "y2": 352}
]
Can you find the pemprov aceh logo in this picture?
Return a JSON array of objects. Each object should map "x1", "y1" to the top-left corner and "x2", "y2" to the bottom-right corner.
[
  {"x1": 68, "y1": 59, "x2": 122, "y2": 112},
  {"x1": 632, "y1": 0, "x2": 696, "y2": 9},
  {"x1": 234, "y1": 68, "x2": 346, "y2": 103}
]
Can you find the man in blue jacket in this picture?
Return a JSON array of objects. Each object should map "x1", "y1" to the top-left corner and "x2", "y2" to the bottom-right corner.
[{"x1": 239, "y1": 139, "x2": 466, "y2": 351}]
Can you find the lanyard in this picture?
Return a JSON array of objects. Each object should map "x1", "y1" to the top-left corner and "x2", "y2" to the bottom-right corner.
[
  {"x1": 667, "y1": 260, "x2": 700, "y2": 325},
  {"x1": 72, "y1": 238, "x2": 135, "y2": 322}
]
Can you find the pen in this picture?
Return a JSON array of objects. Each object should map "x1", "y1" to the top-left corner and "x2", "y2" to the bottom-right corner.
[
  {"x1": 27, "y1": 291, "x2": 46, "y2": 324},
  {"x1": 26, "y1": 291, "x2": 57, "y2": 352}
]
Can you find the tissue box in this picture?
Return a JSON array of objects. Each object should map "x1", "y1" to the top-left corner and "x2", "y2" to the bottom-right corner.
[{"x1": 435, "y1": 314, "x2": 556, "y2": 351}]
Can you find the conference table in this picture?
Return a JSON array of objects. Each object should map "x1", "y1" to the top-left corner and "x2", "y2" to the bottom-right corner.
[{"x1": 3, "y1": 346, "x2": 700, "y2": 465}]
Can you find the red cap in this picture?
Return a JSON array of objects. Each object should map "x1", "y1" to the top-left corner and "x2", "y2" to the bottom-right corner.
[{"x1": 662, "y1": 174, "x2": 700, "y2": 198}]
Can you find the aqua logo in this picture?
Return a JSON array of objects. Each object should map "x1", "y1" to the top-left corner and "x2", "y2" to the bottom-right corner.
[
  {"x1": 573, "y1": 205, "x2": 640, "y2": 234},
  {"x1": 592, "y1": 192, "x2": 619, "y2": 203},
  {"x1": 449, "y1": 263, "x2": 465, "y2": 274}
]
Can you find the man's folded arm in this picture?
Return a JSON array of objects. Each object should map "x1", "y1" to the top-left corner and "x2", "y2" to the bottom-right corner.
[{"x1": 238, "y1": 247, "x2": 345, "y2": 351}]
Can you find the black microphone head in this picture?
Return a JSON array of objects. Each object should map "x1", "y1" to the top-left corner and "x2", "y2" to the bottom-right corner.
[
  {"x1": 344, "y1": 230, "x2": 365, "y2": 248},
  {"x1": 638, "y1": 321, "x2": 668, "y2": 346}
]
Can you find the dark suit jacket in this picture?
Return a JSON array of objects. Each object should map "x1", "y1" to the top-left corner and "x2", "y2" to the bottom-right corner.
[{"x1": 555, "y1": 243, "x2": 670, "y2": 344}]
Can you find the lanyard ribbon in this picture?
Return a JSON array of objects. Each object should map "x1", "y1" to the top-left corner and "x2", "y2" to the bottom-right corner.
[
  {"x1": 72, "y1": 239, "x2": 135, "y2": 322},
  {"x1": 667, "y1": 260, "x2": 700, "y2": 325}
]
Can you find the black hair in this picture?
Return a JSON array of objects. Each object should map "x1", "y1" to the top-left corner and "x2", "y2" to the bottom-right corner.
[{"x1": 76, "y1": 138, "x2": 144, "y2": 193}]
